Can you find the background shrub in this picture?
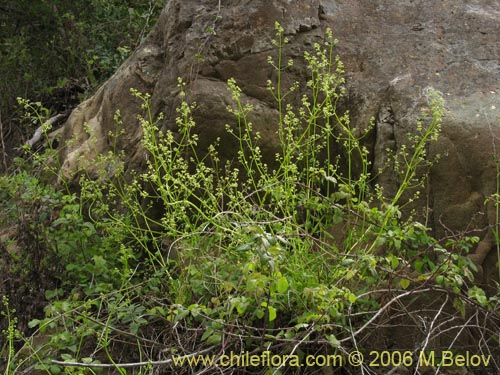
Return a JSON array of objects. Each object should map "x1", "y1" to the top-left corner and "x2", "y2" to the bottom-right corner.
[{"x1": 0, "y1": 0, "x2": 166, "y2": 171}]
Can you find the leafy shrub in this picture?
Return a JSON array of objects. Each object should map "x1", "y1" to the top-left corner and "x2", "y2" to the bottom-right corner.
[{"x1": 0, "y1": 0, "x2": 166, "y2": 171}]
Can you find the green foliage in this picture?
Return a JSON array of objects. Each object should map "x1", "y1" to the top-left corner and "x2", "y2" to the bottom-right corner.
[
  {"x1": 0, "y1": 0, "x2": 166, "y2": 150},
  {"x1": 1, "y1": 297, "x2": 19, "y2": 375},
  {"x1": 1, "y1": 21, "x2": 498, "y2": 374}
]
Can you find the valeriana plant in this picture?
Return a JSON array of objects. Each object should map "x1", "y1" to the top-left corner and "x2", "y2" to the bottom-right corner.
[{"x1": 3, "y1": 21, "x2": 497, "y2": 375}]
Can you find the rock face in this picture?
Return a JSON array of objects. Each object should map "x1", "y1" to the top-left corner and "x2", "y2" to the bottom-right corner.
[{"x1": 57, "y1": 0, "x2": 500, "y2": 285}]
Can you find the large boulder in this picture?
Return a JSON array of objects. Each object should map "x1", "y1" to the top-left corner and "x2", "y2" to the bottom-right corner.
[{"x1": 57, "y1": 0, "x2": 500, "y2": 285}]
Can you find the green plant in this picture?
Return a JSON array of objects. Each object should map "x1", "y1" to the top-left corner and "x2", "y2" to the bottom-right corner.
[
  {"x1": 2, "y1": 21, "x2": 498, "y2": 375},
  {"x1": 1, "y1": 297, "x2": 54, "y2": 375},
  {"x1": 1, "y1": 297, "x2": 18, "y2": 375},
  {"x1": 71, "y1": 19, "x2": 491, "y2": 356},
  {"x1": 0, "y1": 0, "x2": 166, "y2": 172}
]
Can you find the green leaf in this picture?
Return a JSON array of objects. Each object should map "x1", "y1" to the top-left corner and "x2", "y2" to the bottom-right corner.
[
  {"x1": 388, "y1": 255, "x2": 399, "y2": 269},
  {"x1": 49, "y1": 365, "x2": 62, "y2": 374},
  {"x1": 393, "y1": 238, "x2": 401, "y2": 250},
  {"x1": 206, "y1": 333, "x2": 222, "y2": 345},
  {"x1": 345, "y1": 270, "x2": 356, "y2": 280},
  {"x1": 468, "y1": 286, "x2": 488, "y2": 307},
  {"x1": 260, "y1": 302, "x2": 277, "y2": 321},
  {"x1": 332, "y1": 210, "x2": 343, "y2": 224},
  {"x1": 324, "y1": 175, "x2": 337, "y2": 184},
  {"x1": 399, "y1": 278, "x2": 410, "y2": 289},
  {"x1": 326, "y1": 334, "x2": 340, "y2": 348},
  {"x1": 414, "y1": 259, "x2": 424, "y2": 273},
  {"x1": 435, "y1": 275, "x2": 444, "y2": 286},
  {"x1": 276, "y1": 277, "x2": 289, "y2": 293},
  {"x1": 61, "y1": 353, "x2": 73, "y2": 361},
  {"x1": 453, "y1": 297, "x2": 465, "y2": 318},
  {"x1": 347, "y1": 293, "x2": 357, "y2": 304},
  {"x1": 476, "y1": 295, "x2": 488, "y2": 306},
  {"x1": 255, "y1": 309, "x2": 265, "y2": 319},
  {"x1": 201, "y1": 327, "x2": 213, "y2": 342},
  {"x1": 374, "y1": 236, "x2": 386, "y2": 248},
  {"x1": 28, "y1": 319, "x2": 41, "y2": 328},
  {"x1": 93, "y1": 255, "x2": 107, "y2": 269},
  {"x1": 174, "y1": 307, "x2": 189, "y2": 322},
  {"x1": 230, "y1": 296, "x2": 249, "y2": 315},
  {"x1": 341, "y1": 258, "x2": 355, "y2": 266},
  {"x1": 44, "y1": 288, "x2": 62, "y2": 300},
  {"x1": 268, "y1": 305, "x2": 277, "y2": 322}
]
